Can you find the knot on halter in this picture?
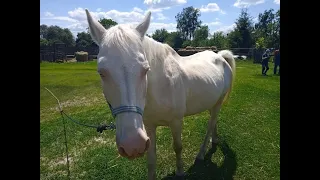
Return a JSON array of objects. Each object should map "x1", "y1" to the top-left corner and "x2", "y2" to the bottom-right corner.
[{"x1": 107, "y1": 102, "x2": 144, "y2": 118}]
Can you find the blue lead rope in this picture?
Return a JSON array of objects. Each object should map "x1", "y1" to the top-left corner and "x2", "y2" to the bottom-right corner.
[{"x1": 107, "y1": 101, "x2": 144, "y2": 118}]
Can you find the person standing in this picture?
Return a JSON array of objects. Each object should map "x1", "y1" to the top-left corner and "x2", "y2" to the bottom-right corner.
[
  {"x1": 261, "y1": 49, "x2": 271, "y2": 75},
  {"x1": 273, "y1": 48, "x2": 280, "y2": 75}
]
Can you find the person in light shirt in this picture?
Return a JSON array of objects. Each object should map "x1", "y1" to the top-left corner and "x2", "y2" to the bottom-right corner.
[{"x1": 261, "y1": 49, "x2": 271, "y2": 75}]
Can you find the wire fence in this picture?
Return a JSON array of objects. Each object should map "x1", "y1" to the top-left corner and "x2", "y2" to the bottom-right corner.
[{"x1": 40, "y1": 88, "x2": 116, "y2": 180}]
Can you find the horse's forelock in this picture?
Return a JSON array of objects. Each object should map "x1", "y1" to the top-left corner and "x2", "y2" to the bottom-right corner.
[{"x1": 102, "y1": 25, "x2": 143, "y2": 56}]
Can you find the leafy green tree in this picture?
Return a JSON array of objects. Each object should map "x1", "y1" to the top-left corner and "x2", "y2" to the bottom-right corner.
[
  {"x1": 98, "y1": 18, "x2": 118, "y2": 29},
  {"x1": 42, "y1": 25, "x2": 75, "y2": 46},
  {"x1": 175, "y1": 6, "x2": 202, "y2": 40},
  {"x1": 76, "y1": 32, "x2": 95, "y2": 48},
  {"x1": 164, "y1": 32, "x2": 184, "y2": 48},
  {"x1": 152, "y1": 29, "x2": 169, "y2": 43},
  {"x1": 228, "y1": 8, "x2": 254, "y2": 48},
  {"x1": 192, "y1": 25, "x2": 209, "y2": 46}
]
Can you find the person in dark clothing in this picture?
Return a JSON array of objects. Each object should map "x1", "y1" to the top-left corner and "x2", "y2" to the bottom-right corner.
[
  {"x1": 273, "y1": 48, "x2": 280, "y2": 75},
  {"x1": 261, "y1": 49, "x2": 271, "y2": 75}
]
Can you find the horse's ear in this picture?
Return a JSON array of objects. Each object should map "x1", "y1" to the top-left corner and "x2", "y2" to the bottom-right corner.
[
  {"x1": 85, "y1": 9, "x2": 106, "y2": 46},
  {"x1": 136, "y1": 11, "x2": 151, "y2": 38}
]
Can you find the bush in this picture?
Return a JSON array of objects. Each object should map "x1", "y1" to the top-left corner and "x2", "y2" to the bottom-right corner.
[{"x1": 75, "y1": 51, "x2": 88, "y2": 62}]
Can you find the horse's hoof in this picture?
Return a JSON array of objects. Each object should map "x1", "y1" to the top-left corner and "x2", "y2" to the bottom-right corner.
[{"x1": 194, "y1": 157, "x2": 204, "y2": 165}]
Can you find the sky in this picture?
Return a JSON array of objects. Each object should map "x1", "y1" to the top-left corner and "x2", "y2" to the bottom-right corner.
[{"x1": 40, "y1": 0, "x2": 280, "y2": 37}]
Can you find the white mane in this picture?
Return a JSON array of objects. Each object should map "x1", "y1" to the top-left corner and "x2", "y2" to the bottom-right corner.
[
  {"x1": 103, "y1": 24, "x2": 179, "y2": 68},
  {"x1": 142, "y1": 36, "x2": 180, "y2": 66},
  {"x1": 101, "y1": 24, "x2": 143, "y2": 56}
]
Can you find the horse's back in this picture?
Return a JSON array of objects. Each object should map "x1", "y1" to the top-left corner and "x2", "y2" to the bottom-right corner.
[
  {"x1": 179, "y1": 50, "x2": 232, "y2": 116},
  {"x1": 180, "y1": 50, "x2": 228, "y2": 81}
]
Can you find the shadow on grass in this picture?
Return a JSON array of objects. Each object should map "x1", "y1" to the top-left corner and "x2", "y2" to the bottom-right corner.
[
  {"x1": 253, "y1": 73, "x2": 280, "y2": 78},
  {"x1": 161, "y1": 140, "x2": 237, "y2": 180}
]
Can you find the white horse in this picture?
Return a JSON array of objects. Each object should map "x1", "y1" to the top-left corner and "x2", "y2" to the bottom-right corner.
[{"x1": 85, "y1": 9, "x2": 236, "y2": 180}]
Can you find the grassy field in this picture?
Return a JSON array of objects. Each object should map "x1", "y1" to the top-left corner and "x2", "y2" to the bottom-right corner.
[{"x1": 40, "y1": 60, "x2": 280, "y2": 180}]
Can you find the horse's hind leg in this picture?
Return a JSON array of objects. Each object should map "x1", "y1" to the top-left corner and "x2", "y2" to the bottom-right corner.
[
  {"x1": 195, "y1": 98, "x2": 223, "y2": 162},
  {"x1": 210, "y1": 97, "x2": 224, "y2": 148},
  {"x1": 170, "y1": 119, "x2": 184, "y2": 177},
  {"x1": 210, "y1": 110, "x2": 221, "y2": 153}
]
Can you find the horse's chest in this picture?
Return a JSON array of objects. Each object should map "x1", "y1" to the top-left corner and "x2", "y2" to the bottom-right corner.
[{"x1": 144, "y1": 79, "x2": 186, "y2": 121}]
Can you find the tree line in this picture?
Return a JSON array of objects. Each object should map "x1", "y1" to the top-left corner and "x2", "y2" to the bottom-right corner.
[{"x1": 40, "y1": 7, "x2": 279, "y2": 50}]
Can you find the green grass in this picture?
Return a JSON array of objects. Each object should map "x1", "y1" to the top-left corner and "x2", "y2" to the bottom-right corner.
[{"x1": 40, "y1": 60, "x2": 280, "y2": 180}]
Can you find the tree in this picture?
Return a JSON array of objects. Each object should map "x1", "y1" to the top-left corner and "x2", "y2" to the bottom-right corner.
[
  {"x1": 273, "y1": 9, "x2": 280, "y2": 48},
  {"x1": 182, "y1": 40, "x2": 192, "y2": 48},
  {"x1": 152, "y1": 29, "x2": 169, "y2": 43},
  {"x1": 86, "y1": 18, "x2": 118, "y2": 32},
  {"x1": 76, "y1": 32, "x2": 95, "y2": 48},
  {"x1": 175, "y1": 6, "x2": 202, "y2": 40},
  {"x1": 254, "y1": 9, "x2": 278, "y2": 48},
  {"x1": 192, "y1": 25, "x2": 209, "y2": 46},
  {"x1": 98, "y1": 18, "x2": 118, "y2": 29},
  {"x1": 164, "y1": 32, "x2": 184, "y2": 48},
  {"x1": 40, "y1": 24, "x2": 48, "y2": 39},
  {"x1": 207, "y1": 31, "x2": 229, "y2": 49},
  {"x1": 40, "y1": 38, "x2": 49, "y2": 46},
  {"x1": 42, "y1": 25, "x2": 75, "y2": 46},
  {"x1": 228, "y1": 8, "x2": 254, "y2": 48},
  {"x1": 255, "y1": 37, "x2": 267, "y2": 49},
  {"x1": 227, "y1": 30, "x2": 242, "y2": 48}
]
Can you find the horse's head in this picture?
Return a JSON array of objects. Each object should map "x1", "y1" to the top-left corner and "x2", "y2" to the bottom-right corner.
[{"x1": 85, "y1": 9, "x2": 151, "y2": 159}]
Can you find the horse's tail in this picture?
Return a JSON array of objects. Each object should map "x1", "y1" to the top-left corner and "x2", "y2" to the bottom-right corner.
[{"x1": 218, "y1": 50, "x2": 236, "y2": 104}]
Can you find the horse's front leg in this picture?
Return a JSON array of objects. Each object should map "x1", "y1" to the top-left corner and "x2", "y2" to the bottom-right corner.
[
  {"x1": 146, "y1": 125, "x2": 157, "y2": 180},
  {"x1": 170, "y1": 119, "x2": 184, "y2": 177}
]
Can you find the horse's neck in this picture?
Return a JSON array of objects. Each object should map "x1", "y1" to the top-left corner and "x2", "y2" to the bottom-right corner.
[
  {"x1": 142, "y1": 37, "x2": 180, "y2": 73},
  {"x1": 142, "y1": 37, "x2": 185, "y2": 111}
]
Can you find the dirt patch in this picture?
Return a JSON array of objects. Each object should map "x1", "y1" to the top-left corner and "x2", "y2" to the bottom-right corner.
[
  {"x1": 42, "y1": 135, "x2": 115, "y2": 169},
  {"x1": 48, "y1": 96, "x2": 103, "y2": 111},
  {"x1": 40, "y1": 95, "x2": 105, "y2": 122},
  {"x1": 48, "y1": 157, "x2": 73, "y2": 169}
]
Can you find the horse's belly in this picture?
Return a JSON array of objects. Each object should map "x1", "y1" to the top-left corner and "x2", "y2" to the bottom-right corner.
[{"x1": 184, "y1": 76, "x2": 224, "y2": 116}]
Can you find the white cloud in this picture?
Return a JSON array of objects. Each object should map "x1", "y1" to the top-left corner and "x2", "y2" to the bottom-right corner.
[
  {"x1": 204, "y1": 21, "x2": 222, "y2": 26},
  {"x1": 67, "y1": 23, "x2": 87, "y2": 34},
  {"x1": 96, "y1": 8, "x2": 102, "y2": 12},
  {"x1": 42, "y1": 16, "x2": 78, "y2": 23},
  {"x1": 66, "y1": 7, "x2": 149, "y2": 24},
  {"x1": 144, "y1": 0, "x2": 187, "y2": 12},
  {"x1": 203, "y1": 21, "x2": 225, "y2": 35},
  {"x1": 156, "y1": 13, "x2": 168, "y2": 20},
  {"x1": 200, "y1": 3, "x2": 225, "y2": 14},
  {"x1": 133, "y1": 7, "x2": 144, "y2": 13},
  {"x1": 100, "y1": 9, "x2": 147, "y2": 23},
  {"x1": 44, "y1": 11, "x2": 54, "y2": 17},
  {"x1": 233, "y1": 0, "x2": 265, "y2": 8},
  {"x1": 274, "y1": 0, "x2": 280, "y2": 4},
  {"x1": 68, "y1": 8, "x2": 89, "y2": 21},
  {"x1": 211, "y1": 23, "x2": 236, "y2": 35},
  {"x1": 148, "y1": 22, "x2": 177, "y2": 34},
  {"x1": 40, "y1": 7, "x2": 176, "y2": 37}
]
